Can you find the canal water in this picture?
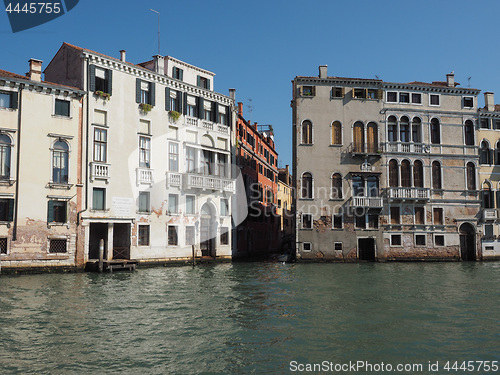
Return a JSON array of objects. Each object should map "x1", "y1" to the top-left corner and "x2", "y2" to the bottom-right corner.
[{"x1": 0, "y1": 262, "x2": 499, "y2": 374}]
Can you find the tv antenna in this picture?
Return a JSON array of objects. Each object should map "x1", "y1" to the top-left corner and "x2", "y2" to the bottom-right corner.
[
  {"x1": 467, "y1": 77, "x2": 471, "y2": 88},
  {"x1": 247, "y1": 98, "x2": 253, "y2": 123},
  {"x1": 150, "y1": 9, "x2": 160, "y2": 55}
]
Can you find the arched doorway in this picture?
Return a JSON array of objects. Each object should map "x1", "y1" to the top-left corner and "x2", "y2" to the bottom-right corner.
[
  {"x1": 200, "y1": 203, "x2": 216, "y2": 257},
  {"x1": 459, "y1": 223, "x2": 476, "y2": 261}
]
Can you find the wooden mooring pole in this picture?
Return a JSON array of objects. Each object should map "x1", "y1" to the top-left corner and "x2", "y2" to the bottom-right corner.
[
  {"x1": 192, "y1": 244, "x2": 196, "y2": 267},
  {"x1": 98, "y1": 239, "x2": 104, "y2": 273}
]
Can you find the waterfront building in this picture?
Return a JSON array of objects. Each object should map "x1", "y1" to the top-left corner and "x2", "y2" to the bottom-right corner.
[
  {"x1": 277, "y1": 165, "x2": 294, "y2": 249},
  {"x1": 292, "y1": 66, "x2": 481, "y2": 261},
  {"x1": 0, "y1": 60, "x2": 85, "y2": 271},
  {"x1": 235, "y1": 102, "x2": 279, "y2": 257},
  {"x1": 45, "y1": 43, "x2": 236, "y2": 266}
]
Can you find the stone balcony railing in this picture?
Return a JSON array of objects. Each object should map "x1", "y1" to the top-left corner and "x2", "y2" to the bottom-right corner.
[
  {"x1": 384, "y1": 142, "x2": 428, "y2": 153},
  {"x1": 90, "y1": 162, "x2": 110, "y2": 181},
  {"x1": 185, "y1": 116, "x2": 230, "y2": 135},
  {"x1": 136, "y1": 167, "x2": 153, "y2": 185},
  {"x1": 388, "y1": 187, "x2": 430, "y2": 200},
  {"x1": 166, "y1": 172, "x2": 182, "y2": 188},
  {"x1": 483, "y1": 208, "x2": 498, "y2": 221},
  {"x1": 351, "y1": 196, "x2": 383, "y2": 208},
  {"x1": 184, "y1": 173, "x2": 235, "y2": 193}
]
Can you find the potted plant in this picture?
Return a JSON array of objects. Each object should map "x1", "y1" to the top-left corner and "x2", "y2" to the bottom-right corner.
[
  {"x1": 139, "y1": 103, "x2": 153, "y2": 113},
  {"x1": 169, "y1": 110, "x2": 181, "y2": 122},
  {"x1": 94, "y1": 90, "x2": 111, "y2": 100}
]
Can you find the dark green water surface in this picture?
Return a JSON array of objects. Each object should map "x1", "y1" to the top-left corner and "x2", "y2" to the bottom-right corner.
[{"x1": 0, "y1": 262, "x2": 499, "y2": 374}]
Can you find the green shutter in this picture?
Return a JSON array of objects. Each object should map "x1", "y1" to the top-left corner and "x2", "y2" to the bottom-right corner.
[
  {"x1": 179, "y1": 69, "x2": 183, "y2": 81},
  {"x1": 207, "y1": 79, "x2": 210, "y2": 90},
  {"x1": 197, "y1": 97, "x2": 204, "y2": 119},
  {"x1": 89, "y1": 64, "x2": 96, "y2": 92},
  {"x1": 212, "y1": 101, "x2": 218, "y2": 123},
  {"x1": 227, "y1": 105, "x2": 232, "y2": 127},
  {"x1": 150, "y1": 82, "x2": 156, "y2": 107},
  {"x1": 135, "y1": 78, "x2": 141, "y2": 103},
  {"x1": 182, "y1": 92, "x2": 187, "y2": 115},
  {"x1": 176, "y1": 90, "x2": 182, "y2": 113},
  {"x1": 165, "y1": 87, "x2": 171, "y2": 111},
  {"x1": 106, "y1": 69, "x2": 113, "y2": 95},
  {"x1": 10, "y1": 92, "x2": 18, "y2": 109},
  {"x1": 47, "y1": 200, "x2": 54, "y2": 223},
  {"x1": 197, "y1": 75, "x2": 201, "y2": 87},
  {"x1": 7, "y1": 199, "x2": 14, "y2": 222}
]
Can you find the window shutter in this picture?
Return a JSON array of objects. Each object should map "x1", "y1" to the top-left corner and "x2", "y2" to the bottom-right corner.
[
  {"x1": 298, "y1": 86, "x2": 303, "y2": 97},
  {"x1": 89, "y1": 65, "x2": 96, "y2": 92},
  {"x1": 10, "y1": 92, "x2": 18, "y2": 109},
  {"x1": 197, "y1": 75, "x2": 201, "y2": 87},
  {"x1": 341, "y1": 87, "x2": 345, "y2": 98},
  {"x1": 165, "y1": 87, "x2": 171, "y2": 111},
  {"x1": 47, "y1": 201, "x2": 54, "y2": 223},
  {"x1": 179, "y1": 69, "x2": 183, "y2": 81},
  {"x1": 176, "y1": 91, "x2": 183, "y2": 113},
  {"x1": 150, "y1": 82, "x2": 156, "y2": 106},
  {"x1": 227, "y1": 106, "x2": 232, "y2": 127},
  {"x1": 207, "y1": 79, "x2": 211, "y2": 90},
  {"x1": 377, "y1": 89, "x2": 383, "y2": 100},
  {"x1": 183, "y1": 92, "x2": 187, "y2": 115},
  {"x1": 106, "y1": 69, "x2": 112, "y2": 95},
  {"x1": 62, "y1": 202, "x2": 67, "y2": 223},
  {"x1": 7, "y1": 199, "x2": 14, "y2": 222},
  {"x1": 311, "y1": 86, "x2": 316, "y2": 96},
  {"x1": 135, "y1": 78, "x2": 141, "y2": 103},
  {"x1": 197, "y1": 97, "x2": 204, "y2": 119},
  {"x1": 364, "y1": 88, "x2": 368, "y2": 98},
  {"x1": 212, "y1": 101, "x2": 218, "y2": 123}
]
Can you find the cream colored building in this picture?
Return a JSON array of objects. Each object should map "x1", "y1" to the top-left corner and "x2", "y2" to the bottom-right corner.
[
  {"x1": 277, "y1": 165, "x2": 293, "y2": 242},
  {"x1": 0, "y1": 60, "x2": 85, "y2": 271},
  {"x1": 45, "y1": 43, "x2": 236, "y2": 265}
]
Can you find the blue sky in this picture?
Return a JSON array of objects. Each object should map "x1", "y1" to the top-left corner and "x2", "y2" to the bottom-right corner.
[{"x1": 1, "y1": 0, "x2": 500, "y2": 168}]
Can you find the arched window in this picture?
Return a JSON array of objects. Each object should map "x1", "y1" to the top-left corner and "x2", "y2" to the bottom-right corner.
[
  {"x1": 387, "y1": 116, "x2": 397, "y2": 143},
  {"x1": 432, "y1": 161, "x2": 442, "y2": 190},
  {"x1": 367, "y1": 122, "x2": 378, "y2": 153},
  {"x1": 431, "y1": 118, "x2": 440, "y2": 144},
  {"x1": 332, "y1": 121, "x2": 342, "y2": 145},
  {"x1": 480, "y1": 141, "x2": 491, "y2": 165},
  {"x1": 413, "y1": 160, "x2": 424, "y2": 188},
  {"x1": 466, "y1": 162, "x2": 476, "y2": 191},
  {"x1": 401, "y1": 160, "x2": 411, "y2": 187},
  {"x1": 353, "y1": 122, "x2": 365, "y2": 153},
  {"x1": 464, "y1": 120, "x2": 474, "y2": 146},
  {"x1": 482, "y1": 181, "x2": 493, "y2": 209},
  {"x1": 52, "y1": 140, "x2": 69, "y2": 184},
  {"x1": 302, "y1": 120, "x2": 312, "y2": 144},
  {"x1": 302, "y1": 172, "x2": 313, "y2": 199},
  {"x1": 412, "y1": 117, "x2": 421, "y2": 143},
  {"x1": 495, "y1": 141, "x2": 500, "y2": 165},
  {"x1": 400, "y1": 116, "x2": 410, "y2": 143},
  {"x1": 389, "y1": 159, "x2": 398, "y2": 187},
  {"x1": 331, "y1": 173, "x2": 342, "y2": 199},
  {"x1": 0, "y1": 134, "x2": 11, "y2": 180}
]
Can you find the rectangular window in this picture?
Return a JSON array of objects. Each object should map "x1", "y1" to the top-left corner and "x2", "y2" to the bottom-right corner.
[
  {"x1": 48, "y1": 239, "x2": 67, "y2": 253},
  {"x1": 138, "y1": 225, "x2": 150, "y2": 246},
  {"x1": 0, "y1": 237, "x2": 7, "y2": 254},
  {"x1": 94, "y1": 67, "x2": 111, "y2": 94},
  {"x1": 172, "y1": 67, "x2": 183, "y2": 81},
  {"x1": 186, "y1": 226, "x2": 195, "y2": 245},
  {"x1": 220, "y1": 198, "x2": 229, "y2": 216},
  {"x1": 0, "y1": 91, "x2": 16, "y2": 109},
  {"x1": 495, "y1": 120, "x2": 500, "y2": 130},
  {"x1": 197, "y1": 76, "x2": 210, "y2": 89},
  {"x1": 186, "y1": 147, "x2": 196, "y2": 173},
  {"x1": 48, "y1": 200, "x2": 67, "y2": 223},
  {"x1": 399, "y1": 92, "x2": 410, "y2": 103},
  {"x1": 93, "y1": 128, "x2": 107, "y2": 162},
  {"x1": 485, "y1": 224, "x2": 494, "y2": 239},
  {"x1": 433, "y1": 208, "x2": 443, "y2": 225},
  {"x1": 138, "y1": 192, "x2": 150, "y2": 213},
  {"x1": 367, "y1": 89, "x2": 378, "y2": 99},
  {"x1": 220, "y1": 228, "x2": 229, "y2": 245},
  {"x1": 463, "y1": 97, "x2": 473, "y2": 108},
  {"x1": 415, "y1": 234, "x2": 426, "y2": 246},
  {"x1": 390, "y1": 206, "x2": 400, "y2": 224},
  {"x1": 302, "y1": 86, "x2": 314, "y2": 96},
  {"x1": 168, "y1": 194, "x2": 178, "y2": 215},
  {"x1": 331, "y1": 87, "x2": 344, "y2": 98},
  {"x1": 411, "y1": 93, "x2": 422, "y2": 104},
  {"x1": 218, "y1": 153, "x2": 228, "y2": 178},
  {"x1": 415, "y1": 207, "x2": 425, "y2": 225},
  {"x1": 168, "y1": 226, "x2": 178, "y2": 245},
  {"x1": 303, "y1": 242, "x2": 312, "y2": 251},
  {"x1": 186, "y1": 95, "x2": 196, "y2": 116},
  {"x1": 480, "y1": 119, "x2": 490, "y2": 129},
  {"x1": 355, "y1": 214, "x2": 366, "y2": 229},
  {"x1": 139, "y1": 136, "x2": 151, "y2": 168},
  {"x1": 0, "y1": 199, "x2": 14, "y2": 222},
  {"x1": 141, "y1": 81, "x2": 150, "y2": 104},
  {"x1": 302, "y1": 214, "x2": 312, "y2": 229},
  {"x1": 386, "y1": 92, "x2": 397, "y2": 102},
  {"x1": 368, "y1": 214, "x2": 378, "y2": 229},
  {"x1": 55, "y1": 99, "x2": 70, "y2": 117},
  {"x1": 435, "y1": 234, "x2": 445, "y2": 246},
  {"x1": 430, "y1": 94, "x2": 440, "y2": 106},
  {"x1": 333, "y1": 213, "x2": 343, "y2": 229},
  {"x1": 202, "y1": 150, "x2": 214, "y2": 175},
  {"x1": 353, "y1": 88, "x2": 366, "y2": 99},
  {"x1": 334, "y1": 242, "x2": 343, "y2": 251},
  {"x1": 92, "y1": 188, "x2": 105, "y2": 211},
  {"x1": 169, "y1": 142, "x2": 179, "y2": 172},
  {"x1": 391, "y1": 234, "x2": 402, "y2": 246},
  {"x1": 186, "y1": 195, "x2": 195, "y2": 215}
]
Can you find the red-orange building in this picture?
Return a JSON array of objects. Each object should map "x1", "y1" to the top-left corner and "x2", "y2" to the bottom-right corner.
[{"x1": 235, "y1": 102, "x2": 280, "y2": 257}]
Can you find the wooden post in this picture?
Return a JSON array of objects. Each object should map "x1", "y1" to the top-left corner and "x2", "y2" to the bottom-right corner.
[
  {"x1": 98, "y1": 239, "x2": 104, "y2": 273},
  {"x1": 192, "y1": 244, "x2": 196, "y2": 267}
]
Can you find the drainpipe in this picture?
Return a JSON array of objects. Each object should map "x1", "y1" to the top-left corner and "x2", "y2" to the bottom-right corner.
[
  {"x1": 12, "y1": 84, "x2": 24, "y2": 241},
  {"x1": 77, "y1": 58, "x2": 90, "y2": 226}
]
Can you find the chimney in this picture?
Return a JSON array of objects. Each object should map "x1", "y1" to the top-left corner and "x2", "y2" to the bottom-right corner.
[
  {"x1": 119, "y1": 50, "x2": 126, "y2": 62},
  {"x1": 238, "y1": 102, "x2": 243, "y2": 116},
  {"x1": 153, "y1": 55, "x2": 164, "y2": 75},
  {"x1": 229, "y1": 88, "x2": 236, "y2": 101},
  {"x1": 28, "y1": 58, "x2": 42, "y2": 82},
  {"x1": 446, "y1": 71, "x2": 455, "y2": 87},
  {"x1": 319, "y1": 65, "x2": 328, "y2": 79},
  {"x1": 485, "y1": 92, "x2": 495, "y2": 112}
]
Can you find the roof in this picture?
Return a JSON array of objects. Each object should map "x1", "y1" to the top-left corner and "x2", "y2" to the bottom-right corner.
[
  {"x1": 0, "y1": 67, "x2": 83, "y2": 92},
  {"x1": 0, "y1": 69, "x2": 29, "y2": 80},
  {"x1": 62, "y1": 42, "x2": 145, "y2": 69}
]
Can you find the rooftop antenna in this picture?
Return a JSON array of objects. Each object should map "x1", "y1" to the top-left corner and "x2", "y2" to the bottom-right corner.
[
  {"x1": 468, "y1": 77, "x2": 471, "y2": 88},
  {"x1": 150, "y1": 9, "x2": 160, "y2": 55},
  {"x1": 247, "y1": 98, "x2": 253, "y2": 124}
]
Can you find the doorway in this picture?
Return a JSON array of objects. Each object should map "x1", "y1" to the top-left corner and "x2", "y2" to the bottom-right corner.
[
  {"x1": 358, "y1": 238, "x2": 376, "y2": 261},
  {"x1": 200, "y1": 203, "x2": 216, "y2": 257},
  {"x1": 459, "y1": 223, "x2": 476, "y2": 261},
  {"x1": 113, "y1": 223, "x2": 131, "y2": 260},
  {"x1": 89, "y1": 223, "x2": 108, "y2": 260}
]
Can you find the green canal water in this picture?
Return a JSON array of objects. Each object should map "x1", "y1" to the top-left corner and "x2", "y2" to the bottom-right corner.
[{"x1": 0, "y1": 262, "x2": 499, "y2": 374}]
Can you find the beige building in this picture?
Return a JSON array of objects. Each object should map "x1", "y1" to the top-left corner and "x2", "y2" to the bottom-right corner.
[
  {"x1": 45, "y1": 43, "x2": 236, "y2": 266},
  {"x1": 0, "y1": 60, "x2": 85, "y2": 271},
  {"x1": 277, "y1": 165, "x2": 293, "y2": 246},
  {"x1": 292, "y1": 66, "x2": 481, "y2": 261}
]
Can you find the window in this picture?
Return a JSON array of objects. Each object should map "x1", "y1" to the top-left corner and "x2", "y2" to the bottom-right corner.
[
  {"x1": 464, "y1": 120, "x2": 474, "y2": 146},
  {"x1": 430, "y1": 94, "x2": 440, "y2": 106},
  {"x1": 480, "y1": 141, "x2": 491, "y2": 165},
  {"x1": 332, "y1": 121, "x2": 342, "y2": 145},
  {"x1": 495, "y1": 120, "x2": 500, "y2": 130},
  {"x1": 52, "y1": 140, "x2": 69, "y2": 184},
  {"x1": 367, "y1": 122, "x2": 378, "y2": 153},
  {"x1": 303, "y1": 242, "x2": 312, "y2": 251},
  {"x1": 415, "y1": 207, "x2": 425, "y2": 225},
  {"x1": 334, "y1": 242, "x2": 343, "y2": 251},
  {"x1": 186, "y1": 195, "x2": 195, "y2": 215},
  {"x1": 413, "y1": 160, "x2": 424, "y2": 188},
  {"x1": 168, "y1": 194, "x2": 178, "y2": 215},
  {"x1": 0, "y1": 134, "x2": 11, "y2": 180},
  {"x1": 401, "y1": 160, "x2": 411, "y2": 187},
  {"x1": 463, "y1": 97, "x2": 473, "y2": 108},
  {"x1": 186, "y1": 95, "x2": 196, "y2": 116},
  {"x1": 433, "y1": 208, "x2": 443, "y2": 225},
  {"x1": 220, "y1": 198, "x2": 229, "y2": 216},
  {"x1": 54, "y1": 99, "x2": 70, "y2": 117},
  {"x1": 92, "y1": 188, "x2": 105, "y2": 211},
  {"x1": 412, "y1": 117, "x2": 422, "y2": 143},
  {"x1": 0, "y1": 199, "x2": 14, "y2": 222},
  {"x1": 411, "y1": 93, "x2": 422, "y2": 104},
  {"x1": 0, "y1": 237, "x2": 7, "y2": 254},
  {"x1": 90, "y1": 65, "x2": 112, "y2": 94},
  {"x1": 138, "y1": 225, "x2": 150, "y2": 246},
  {"x1": 302, "y1": 214, "x2": 312, "y2": 229},
  {"x1": 390, "y1": 206, "x2": 400, "y2": 224},
  {"x1": 331, "y1": 87, "x2": 344, "y2": 98},
  {"x1": 218, "y1": 153, "x2": 228, "y2": 178},
  {"x1": 138, "y1": 192, "x2": 150, "y2": 213},
  {"x1": 482, "y1": 182, "x2": 493, "y2": 209},
  {"x1": 435, "y1": 235, "x2": 445, "y2": 246},
  {"x1": 353, "y1": 88, "x2": 366, "y2": 99},
  {"x1": 168, "y1": 90, "x2": 182, "y2": 113},
  {"x1": 430, "y1": 118, "x2": 440, "y2": 144},
  {"x1": 48, "y1": 200, "x2": 67, "y2": 223},
  {"x1": 391, "y1": 234, "x2": 402, "y2": 246},
  {"x1": 368, "y1": 214, "x2": 378, "y2": 229},
  {"x1": 466, "y1": 162, "x2": 476, "y2": 191},
  {"x1": 186, "y1": 226, "x2": 195, "y2": 245},
  {"x1": 333, "y1": 213, "x2": 343, "y2": 229},
  {"x1": 220, "y1": 228, "x2": 229, "y2": 245},
  {"x1": 415, "y1": 235, "x2": 426, "y2": 246},
  {"x1": 301, "y1": 173, "x2": 313, "y2": 199},
  {"x1": 400, "y1": 116, "x2": 410, "y2": 143},
  {"x1": 355, "y1": 213, "x2": 366, "y2": 229},
  {"x1": 93, "y1": 128, "x2": 107, "y2": 162},
  {"x1": 186, "y1": 147, "x2": 197, "y2": 173},
  {"x1": 172, "y1": 67, "x2": 183, "y2": 81},
  {"x1": 202, "y1": 150, "x2": 214, "y2": 175},
  {"x1": 432, "y1": 161, "x2": 442, "y2": 189},
  {"x1": 168, "y1": 226, "x2": 178, "y2": 245},
  {"x1": 49, "y1": 239, "x2": 67, "y2": 253},
  {"x1": 387, "y1": 116, "x2": 397, "y2": 143},
  {"x1": 480, "y1": 118, "x2": 490, "y2": 129},
  {"x1": 367, "y1": 89, "x2": 378, "y2": 99},
  {"x1": 389, "y1": 159, "x2": 399, "y2": 187},
  {"x1": 331, "y1": 173, "x2": 342, "y2": 199},
  {"x1": 353, "y1": 122, "x2": 365, "y2": 153},
  {"x1": 218, "y1": 106, "x2": 228, "y2": 125},
  {"x1": 0, "y1": 90, "x2": 17, "y2": 109},
  {"x1": 139, "y1": 136, "x2": 151, "y2": 168},
  {"x1": 197, "y1": 76, "x2": 210, "y2": 90},
  {"x1": 386, "y1": 92, "x2": 397, "y2": 103},
  {"x1": 485, "y1": 224, "x2": 494, "y2": 239},
  {"x1": 204, "y1": 101, "x2": 212, "y2": 121},
  {"x1": 169, "y1": 142, "x2": 179, "y2": 172},
  {"x1": 399, "y1": 92, "x2": 410, "y2": 103},
  {"x1": 301, "y1": 86, "x2": 314, "y2": 96},
  {"x1": 136, "y1": 79, "x2": 155, "y2": 106},
  {"x1": 302, "y1": 120, "x2": 312, "y2": 144}
]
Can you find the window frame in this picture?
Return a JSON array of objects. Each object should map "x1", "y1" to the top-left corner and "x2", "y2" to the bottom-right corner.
[
  {"x1": 138, "y1": 191, "x2": 150, "y2": 214},
  {"x1": 51, "y1": 140, "x2": 70, "y2": 185},
  {"x1": 93, "y1": 127, "x2": 107, "y2": 163},
  {"x1": 54, "y1": 98, "x2": 71, "y2": 118},
  {"x1": 429, "y1": 94, "x2": 440, "y2": 107},
  {"x1": 167, "y1": 225, "x2": 178, "y2": 246},
  {"x1": 302, "y1": 213, "x2": 313, "y2": 229},
  {"x1": 168, "y1": 193, "x2": 179, "y2": 215},
  {"x1": 92, "y1": 187, "x2": 106, "y2": 211},
  {"x1": 138, "y1": 224, "x2": 150, "y2": 246}
]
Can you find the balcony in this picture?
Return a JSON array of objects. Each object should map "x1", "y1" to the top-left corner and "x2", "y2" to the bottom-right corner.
[
  {"x1": 185, "y1": 117, "x2": 230, "y2": 135},
  {"x1": 388, "y1": 187, "x2": 430, "y2": 201},
  {"x1": 384, "y1": 142, "x2": 429, "y2": 153},
  {"x1": 348, "y1": 143, "x2": 381, "y2": 157},
  {"x1": 186, "y1": 116, "x2": 199, "y2": 127},
  {"x1": 90, "y1": 162, "x2": 110, "y2": 181},
  {"x1": 166, "y1": 172, "x2": 182, "y2": 188},
  {"x1": 136, "y1": 168, "x2": 153, "y2": 185},
  {"x1": 483, "y1": 209, "x2": 498, "y2": 221},
  {"x1": 184, "y1": 173, "x2": 235, "y2": 193},
  {"x1": 351, "y1": 196, "x2": 383, "y2": 208}
]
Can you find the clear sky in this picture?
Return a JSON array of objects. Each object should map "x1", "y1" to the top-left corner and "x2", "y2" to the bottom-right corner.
[{"x1": 1, "y1": 0, "x2": 500, "y2": 168}]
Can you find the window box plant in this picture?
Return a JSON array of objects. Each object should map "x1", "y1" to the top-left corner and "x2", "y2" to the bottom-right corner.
[{"x1": 139, "y1": 103, "x2": 153, "y2": 113}]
